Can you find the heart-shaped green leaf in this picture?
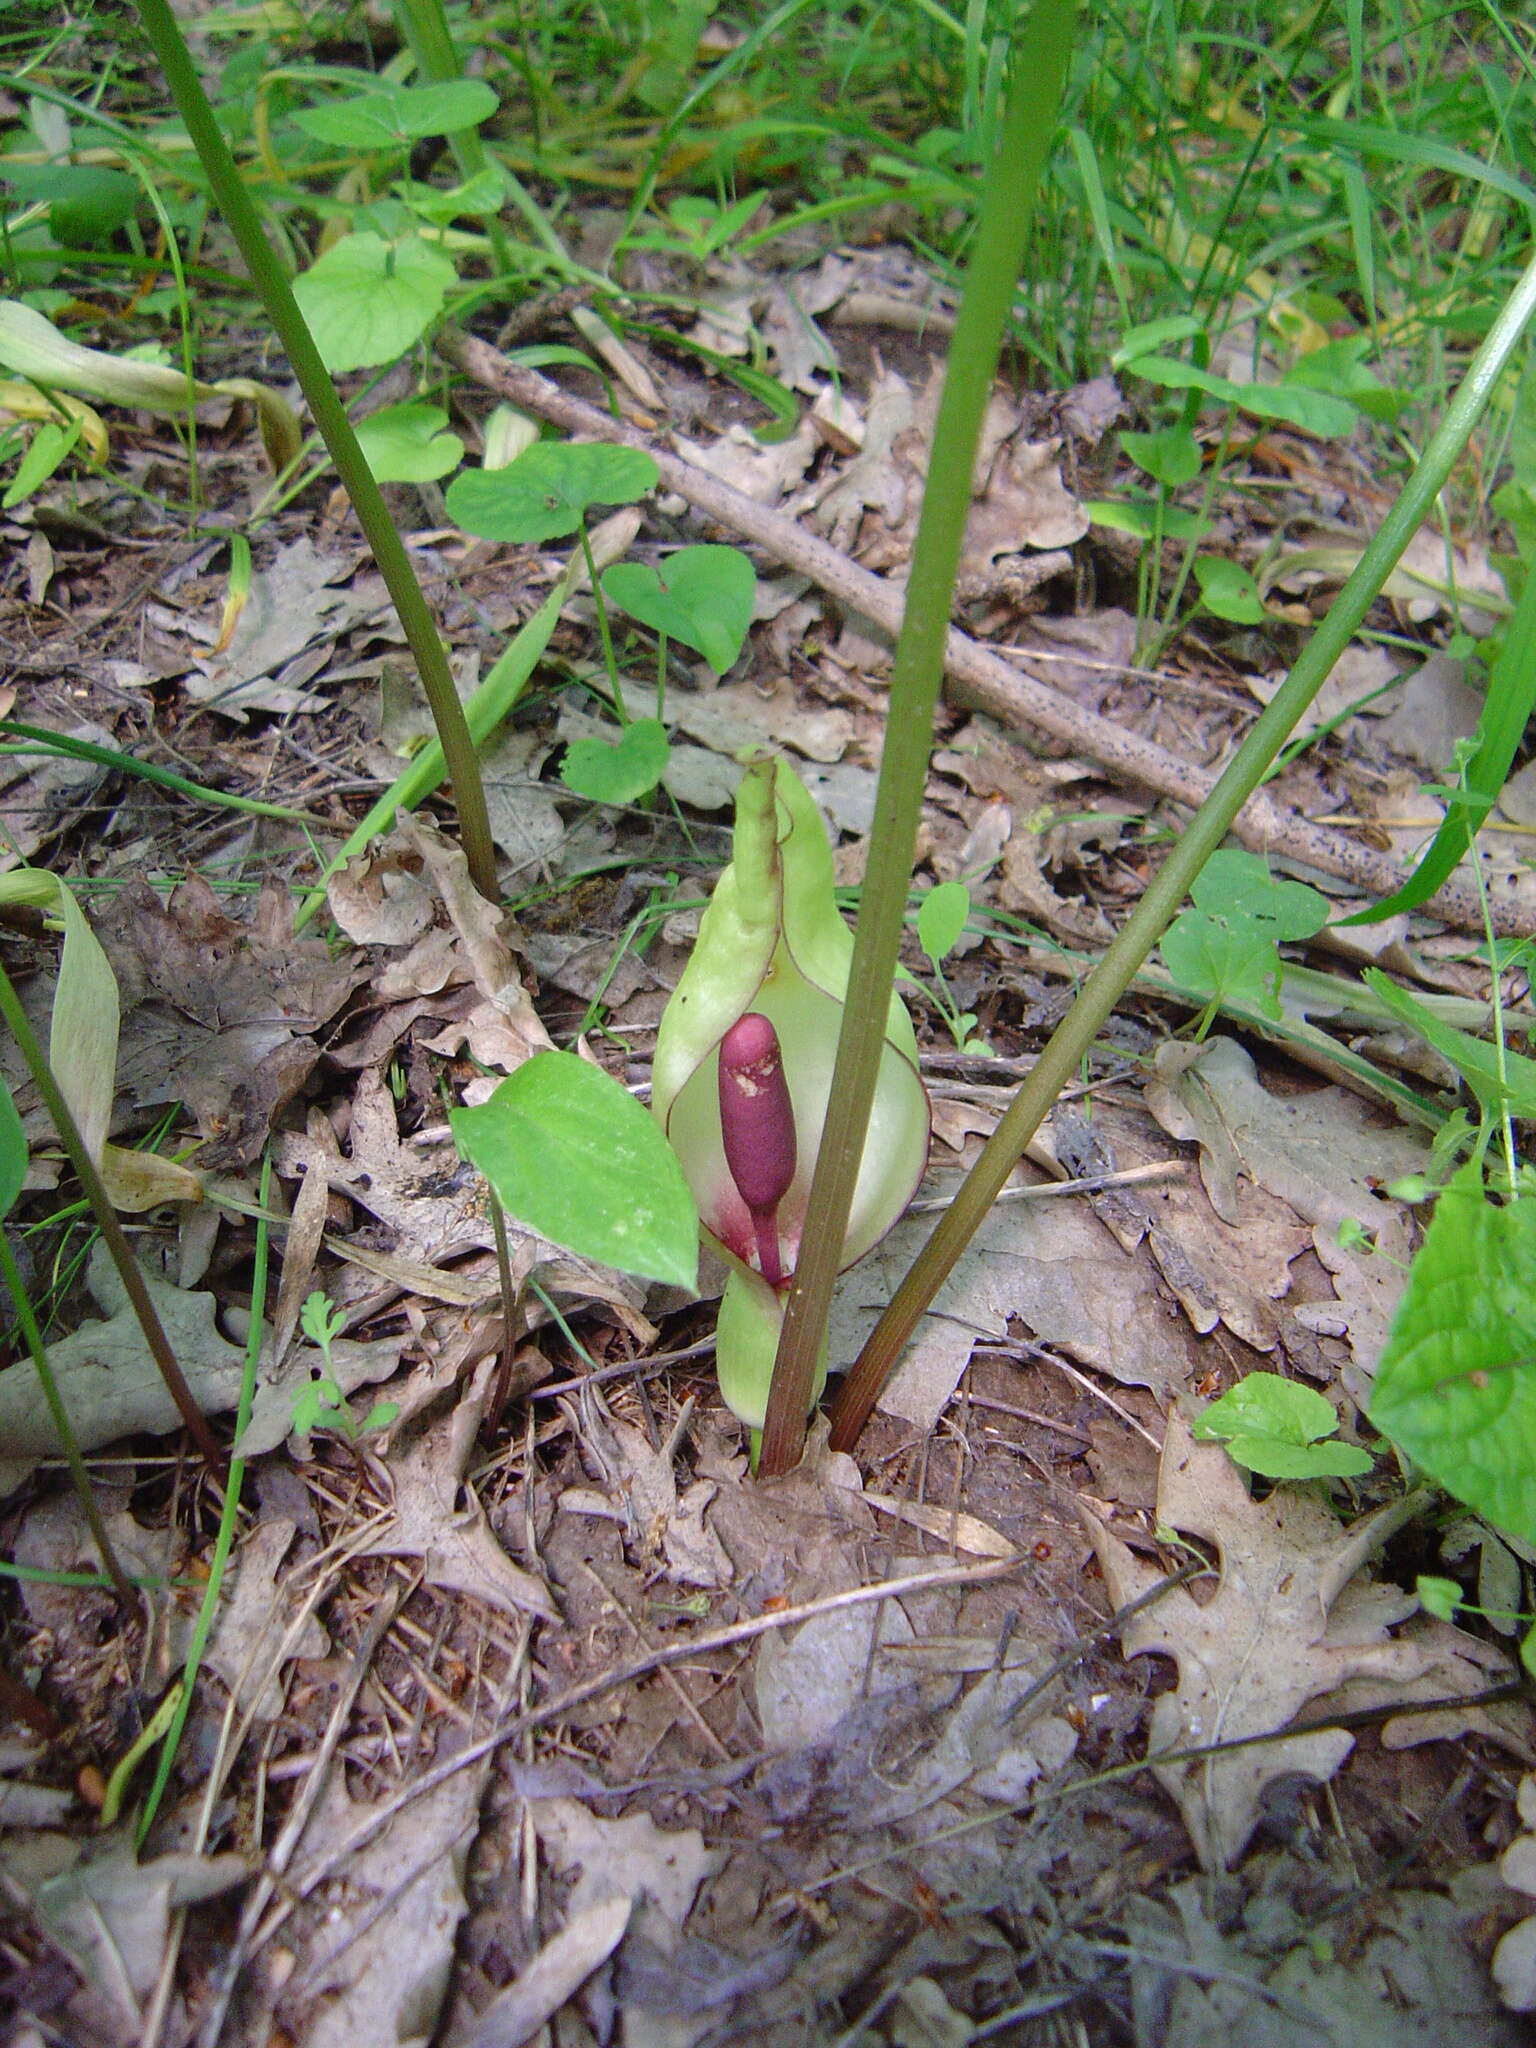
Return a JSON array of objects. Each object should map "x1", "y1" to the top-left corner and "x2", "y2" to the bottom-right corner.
[
  {"x1": 446, "y1": 442, "x2": 659, "y2": 542},
  {"x1": 451, "y1": 1050, "x2": 698, "y2": 1288},
  {"x1": 561, "y1": 716, "x2": 671, "y2": 804},
  {"x1": 355, "y1": 401, "x2": 464, "y2": 483},
  {"x1": 293, "y1": 79, "x2": 498, "y2": 149},
  {"x1": 293, "y1": 233, "x2": 456, "y2": 373},
  {"x1": 602, "y1": 545, "x2": 757, "y2": 673},
  {"x1": 1194, "y1": 1371, "x2": 1372, "y2": 1479}
]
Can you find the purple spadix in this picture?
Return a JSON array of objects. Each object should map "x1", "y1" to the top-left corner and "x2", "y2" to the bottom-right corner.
[{"x1": 718, "y1": 1011, "x2": 796, "y2": 1285}]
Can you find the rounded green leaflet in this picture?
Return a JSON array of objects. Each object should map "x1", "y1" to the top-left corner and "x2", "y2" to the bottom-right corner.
[
  {"x1": 1120, "y1": 426, "x2": 1201, "y2": 489},
  {"x1": 355, "y1": 402, "x2": 463, "y2": 483},
  {"x1": 0, "y1": 1075, "x2": 24, "y2": 1221},
  {"x1": 446, "y1": 442, "x2": 659, "y2": 543},
  {"x1": 917, "y1": 880, "x2": 971, "y2": 963},
  {"x1": 1194, "y1": 556, "x2": 1268, "y2": 624},
  {"x1": 561, "y1": 718, "x2": 670, "y2": 805},
  {"x1": 450, "y1": 1050, "x2": 698, "y2": 1290},
  {"x1": 601, "y1": 546, "x2": 758, "y2": 674},
  {"x1": 1194, "y1": 1370, "x2": 1372, "y2": 1479},
  {"x1": 293, "y1": 79, "x2": 498, "y2": 148},
  {"x1": 293, "y1": 233, "x2": 456, "y2": 374}
]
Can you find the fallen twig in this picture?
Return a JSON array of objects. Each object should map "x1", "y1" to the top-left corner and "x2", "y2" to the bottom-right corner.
[{"x1": 438, "y1": 327, "x2": 1530, "y2": 937}]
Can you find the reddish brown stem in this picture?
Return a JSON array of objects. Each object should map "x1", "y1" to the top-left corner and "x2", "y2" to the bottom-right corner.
[{"x1": 751, "y1": 1211, "x2": 784, "y2": 1288}]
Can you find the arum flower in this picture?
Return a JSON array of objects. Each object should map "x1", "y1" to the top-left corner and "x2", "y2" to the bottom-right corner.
[{"x1": 654, "y1": 757, "x2": 928, "y2": 1431}]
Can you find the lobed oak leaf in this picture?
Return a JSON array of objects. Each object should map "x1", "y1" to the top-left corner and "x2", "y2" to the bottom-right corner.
[{"x1": 1082, "y1": 1410, "x2": 1431, "y2": 1867}]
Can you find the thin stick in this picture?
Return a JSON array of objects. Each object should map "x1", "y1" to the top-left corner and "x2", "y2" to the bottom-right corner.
[
  {"x1": 265, "y1": 1554, "x2": 1021, "y2": 1914},
  {"x1": 434, "y1": 337, "x2": 1530, "y2": 940}
]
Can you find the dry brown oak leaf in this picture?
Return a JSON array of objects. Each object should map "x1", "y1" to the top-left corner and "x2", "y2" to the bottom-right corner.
[{"x1": 1083, "y1": 1411, "x2": 1431, "y2": 1869}]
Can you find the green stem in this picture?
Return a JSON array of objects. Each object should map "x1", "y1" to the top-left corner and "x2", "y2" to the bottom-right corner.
[
  {"x1": 759, "y1": 0, "x2": 1080, "y2": 1476},
  {"x1": 137, "y1": 1154, "x2": 272, "y2": 1842},
  {"x1": 0, "y1": 721, "x2": 325, "y2": 825},
  {"x1": 132, "y1": 0, "x2": 500, "y2": 906},
  {"x1": 291, "y1": 558, "x2": 579, "y2": 930},
  {"x1": 828, "y1": 236, "x2": 1536, "y2": 1453},
  {"x1": 0, "y1": 1229, "x2": 138, "y2": 1609},
  {"x1": 0, "y1": 961, "x2": 225, "y2": 1474},
  {"x1": 387, "y1": 0, "x2": 559, "y2": 275},
  {"x1": 579, "y1": 521, "x2": 626, "y2": 722}
]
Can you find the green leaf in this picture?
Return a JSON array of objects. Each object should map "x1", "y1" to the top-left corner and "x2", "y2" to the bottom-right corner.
[
  {"x1": 917, "y1": 880, "x2": 972, "y2": 963},
  {"x1": 1363, "y1": 969, "x2": 1536, "y2": 1119},
  {"x1": 1190, "y1": 850, "x2": 1330, "y2": 938},
  {"x1": 445, "y1": 441, "x2": 659, "y2": 542},
  {"x1": 3, "y1": 162, "x2": 139, "y2": 247},
  {"x1": 451, "y1": 1050, "x2": 699, "y2": 1288},
  {"x1": 560, "y1": 717, "x2": 671, "y2": 804},
  {"x1": 1160, "y1": 850, "x2": 1328, "y2": 1018},
  {"x1": 1160, "y1": 913, "x2": 1281, "y2": 1014},
  {"x1": 0, "y1": 867, "x2": 119, "y2": 1167},
  {"x1": 1120, "y1": 425, "x2": 1201, "y2": 488},
  {"x1": 1193, "y1": 555, "x2": 1268, "y2": 624},
  {"x1": 293, "y1": 233, "x2": 456, "y2": 374},
  {"x1": 1285, "y1": 337, "x2": 1410, "y2": 427},
  {"x1": 3, "y1": 416, "x2": 84, "y2": 510},
  {"x1": 293, "y1": 79, "x2": 498, "y2": 148},
  {"x1": 1194, "y1": 1370, "x2": 1373, "y2": 1479},
  {"x1": 601, "y1": 545, "x2": 757, "y2": 673},
  {"x1": 0, "y1": 1075, "x2": 25, "y2": 1221},
  {"x1": 1127, "y1": 355, "x2": 1359, "y2": 438},
  {"x1": 396, "y1": 165, "x2": 507, "y2": 225},
  {"x1": 1082, "y1": 495, "x2": 1208, "y2": 541},
  {"x1": 1415, "y1": 1573, "x2": 1464, "y2": 1620},
  {"x1": 1340, "y1": 541, "x2": 1536, "y2": 924},
  {"x1": 1371, "y1": 1160, "x2": 1536, "y2": 1543},
  {"x1": 354, "y1": 400, "x2": 464, "y2": 483},
  {"x1": 1112, "y1": 314, "x2": 1204, "y2": 368}
]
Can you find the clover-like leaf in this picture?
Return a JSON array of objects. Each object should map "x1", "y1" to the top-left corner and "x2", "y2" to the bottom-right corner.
[
  {"x1": 293, "y1": 233, "x2": 456, "y2": 373},
  {"x1": 560, "y1": 717, "x2": 671, "y2": 805},
  {"x1": 445, "y1": 441, "x2": 659, "y2": 542},
  {"x1": 602, "y1": 544, "x2": 757, "y2": 673}
]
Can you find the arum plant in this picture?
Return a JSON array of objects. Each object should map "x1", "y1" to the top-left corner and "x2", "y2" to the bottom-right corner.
[
  {"x1": 653, "y1": 757, "x2": 927, "y2": 1446},
  {"x1": 758, "y1": 0, "x2": 1079, "y2": 1471}
]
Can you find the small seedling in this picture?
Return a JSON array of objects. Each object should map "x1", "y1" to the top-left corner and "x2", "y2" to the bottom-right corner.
[
  {"x1": 1193, "y1": 1371, "x2": 1373, "y2": 1480},
  {"x1": 903, "y1": 881, "x2": 990, "y2": 1054},
  {"x1": 443, "y1": 439, "x2": 668, "y2": 801},
  {"x1": 1416, "y1": 1573, "x2": 1536, "y2": 1681},
  {"x1": 1160, "y1": 849, "x2": 1330, "y2": 1032},
  {"x1": 289, "y1": 1290, "x2": 398, "y2": 1442}
]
